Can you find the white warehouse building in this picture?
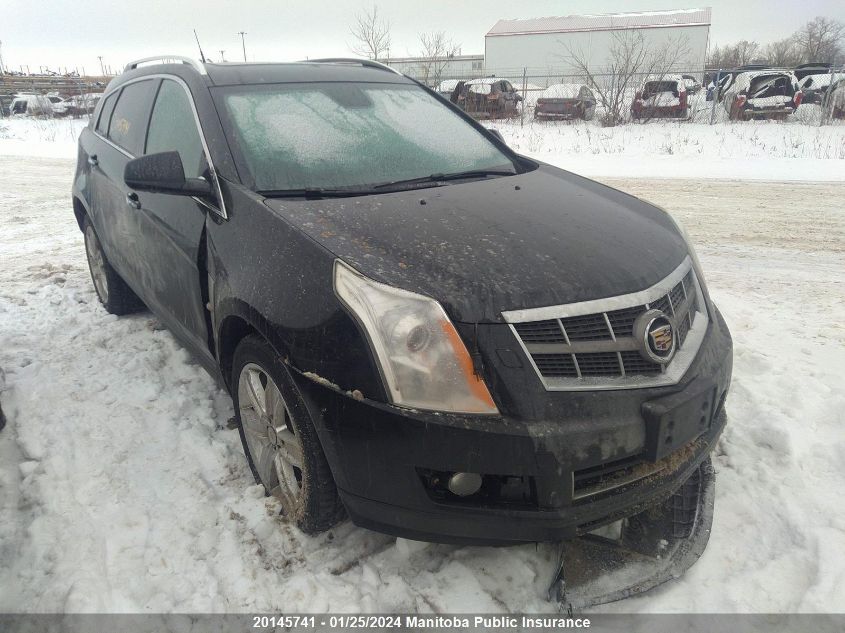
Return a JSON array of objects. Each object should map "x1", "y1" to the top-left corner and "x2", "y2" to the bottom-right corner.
[{"x1": 485, "y1": 8, "x2": 711, "y2": 77}]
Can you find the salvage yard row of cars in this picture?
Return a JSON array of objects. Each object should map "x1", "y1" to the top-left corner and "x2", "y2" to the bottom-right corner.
[
  {"x1": 1, "y1": 91, "x2": 101, "y2": 117},
  {"x1": 437, "y1": 63, "x2": 844, "y2": 122}
]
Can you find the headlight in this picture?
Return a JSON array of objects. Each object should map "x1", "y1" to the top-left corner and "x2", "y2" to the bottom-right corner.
[{"x1": 333, "y1": 260, "x2": 498, "y2": 415}]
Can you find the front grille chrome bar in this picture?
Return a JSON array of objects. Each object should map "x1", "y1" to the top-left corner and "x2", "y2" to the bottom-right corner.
[{"x1": 502, "y1": 257, "x2": 709, "y2": 391}]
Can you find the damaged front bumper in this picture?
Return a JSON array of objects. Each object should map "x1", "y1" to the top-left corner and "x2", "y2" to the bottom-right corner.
[
  {"x1": 291, "y1": 309, "x2": 732, "y2": 545},
  {"x1": 550, "y1": 457, "x2": 716, "y2": 609}
]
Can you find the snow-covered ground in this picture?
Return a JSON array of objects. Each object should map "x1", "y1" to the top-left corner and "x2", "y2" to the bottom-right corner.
[
  {"x1": 493, "y1": 115, "x2": 845, "y2": 181},
  {"x1": 1, "y1": 120, "x2": 844, "y2": 614},
  {"x1": 0, "y1": 118, "x2": 89, "y2": 159}
]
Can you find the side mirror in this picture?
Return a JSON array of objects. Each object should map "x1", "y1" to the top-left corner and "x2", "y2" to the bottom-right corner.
[
  {"x1": 488, "y1": 129, "x2": 505, "y2": 144},
  {"x1": 124, "y1": 151, "x2": 212, "y2": 197}
]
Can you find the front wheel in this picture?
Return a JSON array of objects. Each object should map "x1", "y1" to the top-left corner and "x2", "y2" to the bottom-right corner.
[{"x1": 232, "y1": 335, "x2": 344, "y2": 534}]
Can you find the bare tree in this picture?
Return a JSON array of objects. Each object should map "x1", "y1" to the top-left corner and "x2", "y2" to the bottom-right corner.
[
  {"x1": 563, "y1": 31, "x2": 691, "y2": 126},
  {"x1": 795, "y1": 17, "x2": 844, "y2": 63},
  {"x1": 706, "y1": 40, "x2": 760, "y2": 69},
  {"x1": 764, "y1": 38, "x2": 801, "y2": 67},
  {"x1": 417, "y1": 31, "x2": 461, "y2": 88},
  {"x1": 349, "y1": 5, "x2": 391, "y2": 61},
  {"x1": 733, "y1": 40, "x2": 761, "y2": 66}
]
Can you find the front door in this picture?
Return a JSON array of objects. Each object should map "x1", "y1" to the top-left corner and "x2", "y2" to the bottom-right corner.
[{"x1": 129, "y1": 78, "x2": 215, "y2": 354}]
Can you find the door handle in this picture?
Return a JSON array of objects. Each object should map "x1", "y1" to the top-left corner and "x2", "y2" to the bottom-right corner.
[
  {"x1": 125, "y1": 192, "x2": 141, "y2": 209},
  {"x1": 87, "y1": 154, "x2": 98, "y2": 167}
]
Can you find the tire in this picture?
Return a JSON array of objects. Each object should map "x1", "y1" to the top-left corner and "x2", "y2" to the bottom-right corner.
[
  {"x1": 232, "y1": 334, "x2": 344, "y2": 534},
  {"x1": 82, "y1": 217, "x2": 144, "y2": 315}
]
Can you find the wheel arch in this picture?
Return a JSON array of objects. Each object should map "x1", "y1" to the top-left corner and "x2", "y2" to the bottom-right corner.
[
  {"x1": 72, "y1": 196, "x2": 89, "y2": 232},
  {"x1": 217, "y1": 306, "x2": 290, "y2": 393}
]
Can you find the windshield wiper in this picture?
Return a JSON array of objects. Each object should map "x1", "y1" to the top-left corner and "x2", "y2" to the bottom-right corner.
[
  {"x1": 372, "y1": 168, "x2": 517, "y2": 191},
  {"x1": 258, "y1": 187, "x2": 374, "y2": 199},
  {"x1": 258, "y1": 169, "x2": 518, "y2": 198}
]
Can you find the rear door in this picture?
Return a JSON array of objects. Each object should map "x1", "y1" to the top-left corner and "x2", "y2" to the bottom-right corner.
[
  {"x1": 89, "y1": 80, "x2": 159, "y2": 282},
  {"x1": 131, "y1": 78, "x2": 214, "y2": 353}
]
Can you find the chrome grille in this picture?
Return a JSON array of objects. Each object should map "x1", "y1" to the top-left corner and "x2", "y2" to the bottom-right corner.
[{"x1": 502, "y1": 257, "x2": 709, "y2": 391}]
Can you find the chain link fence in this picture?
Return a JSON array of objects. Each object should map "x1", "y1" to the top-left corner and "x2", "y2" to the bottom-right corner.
[
  {"x1": 3, "y1": 64, "x2": 843, "y2": 126},
  {"x1": 413, "y1": 67, "x2": 845, "y2": 127}
]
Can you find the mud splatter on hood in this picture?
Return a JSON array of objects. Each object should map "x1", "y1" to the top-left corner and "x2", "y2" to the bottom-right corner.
[{"x1": 264, "y1": 163, "x2": 687, "y2": 323}]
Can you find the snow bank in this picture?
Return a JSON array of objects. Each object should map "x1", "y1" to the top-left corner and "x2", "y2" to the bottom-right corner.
[
  {"x1": 4, "y1": 111, "x2": 845, "y2": 183},
  {"x1": 0, "y1": 118, "x2": 89, "y2": 159},
  {"x1": 493, "y1": 118, "x2": 845, "y2": 181},
  {"x1": 1, "y1": 155, "x2": 844, "y2": 613}
]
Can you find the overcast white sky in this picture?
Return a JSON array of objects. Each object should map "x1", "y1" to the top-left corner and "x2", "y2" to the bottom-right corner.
[{"x1": 3, "y1": 0, "x2": 844, "y2": 73}]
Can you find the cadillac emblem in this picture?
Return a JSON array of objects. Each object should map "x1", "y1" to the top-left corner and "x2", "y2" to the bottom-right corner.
[{"x1": 634, "y1": 309, "x2": 676, "y2": 364}]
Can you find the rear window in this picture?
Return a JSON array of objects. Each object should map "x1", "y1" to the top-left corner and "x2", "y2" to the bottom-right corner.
[
  {"x1": 643, "y1": 81, "x2": 679, "y2": 98},
  {"x1": 748, "y1": 75, "x2": 794, "y2": 98},
  {"x1": 108, "y1": 79, "x2": 158, "y2": 155}
]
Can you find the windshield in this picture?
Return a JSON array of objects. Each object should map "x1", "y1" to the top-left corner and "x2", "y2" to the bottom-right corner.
[{"x1": 216, "y1": 82, "x2": 515, "y2": 192}]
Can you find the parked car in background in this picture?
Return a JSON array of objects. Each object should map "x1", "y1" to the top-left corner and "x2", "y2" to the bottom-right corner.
[
  {"x1": 436, "y1": 79, "x2": 459, "y2": 100},
  {"x1": 46, "y1": 94, "x2": 70, "y2": 116},
  {"x1": 822, "y1": 78, "x2": 845, "y2": 119},
  {"x1": 65, "y1": 93, "x2": 102, "y2": 116},
  {"x1": 707, "y1": 65, "x2": 772, "y2": 102},
  {"x1": 631, "y1": 76, "x2": 689, "y2": 120},
  {"x1": 451, "y1": 78, "x2": 522, "y2": 118},
  {"x1": 723, "y1": 71, "x2": 801, "y2": 120},
  {"x1": 681, "y1": 74, "x2": 702, "y2": 94},
  {"x1": 10, "y1": 93, "x2": 55, "y2": 116},
  {"x1": 798, "y1": 72, "x2": 836, "y2": 105},
  {"x1": 793, "y1": 62, "x2": 831, "y2": 82},
  {"x1": 533, "y1": 84, "x2": 596, "y2": 120}
]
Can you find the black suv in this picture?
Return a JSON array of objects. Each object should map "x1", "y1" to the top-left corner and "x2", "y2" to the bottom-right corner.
[{"x1": 73, "y1": 56, "x2": 732, "y2": 544}]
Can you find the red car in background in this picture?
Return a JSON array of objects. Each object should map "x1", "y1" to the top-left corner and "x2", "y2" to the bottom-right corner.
[{"x1": 631, "y1": 76, "x2": 689, "y2": 120}]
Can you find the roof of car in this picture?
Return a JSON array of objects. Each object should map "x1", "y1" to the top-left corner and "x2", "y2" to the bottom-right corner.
[
  {"x1": 538, "y1": 84, "x2": 588, "y2": 98},
  {"x1": 115, "y1": 57, "x2": 413, "y2": 89},
  {"x1": 203, "y1": 61, "x2": 411, "y2": 86},
  {"x1": 643, "y1": 74, "x2": 685, "y2": 84},
  {"x1": 734, "y1": 70, "x2": 796, "y2": 80},
  {"x1": 466, "y1": 77, "x2": 501, "y2": 85}
]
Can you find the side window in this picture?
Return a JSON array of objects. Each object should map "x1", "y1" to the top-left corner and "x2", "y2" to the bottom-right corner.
[
  {"x1": 108, "y1": 79, "x2": 158, "y2": 155},
  {"x1": 145, "y1": 80, "x2": 205, "y2": 179},
  {"x1": 95, "y1": 91, "x2": 118, "y2": 135}
]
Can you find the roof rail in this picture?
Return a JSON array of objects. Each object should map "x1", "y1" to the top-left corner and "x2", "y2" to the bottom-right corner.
[
  {"x1": 304, "y1": 57, "x2": 403, "y2": 76},
  {"x1": 124, "y1": 56, "x2": 207, "y2": 75}
]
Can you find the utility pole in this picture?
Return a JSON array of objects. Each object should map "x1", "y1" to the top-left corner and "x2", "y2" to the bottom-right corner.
[
  {"x1": 98, "y1": 56, "x2": 105, "y2": 76},
  {"x1": 219, "y1": 50, "x2": 225, "y2": 62},
  {"x1": 0, "y1": 40, "x2": 5, "y2": 75},
  {"x1": 238, "y1": 32, "x2": 247, "y2": 62}
]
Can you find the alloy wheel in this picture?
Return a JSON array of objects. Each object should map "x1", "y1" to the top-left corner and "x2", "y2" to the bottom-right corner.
[
  {"x1": 84, "y1": 225, "x2": 109, "y2": 303},
  {"x1": 237, "y1": 362, "x2": 304, "y2": 514}
]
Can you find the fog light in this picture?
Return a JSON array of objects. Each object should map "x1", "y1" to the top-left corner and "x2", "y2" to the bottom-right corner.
[{"x1": 447, "y1": 472, "x2": 482, "y2": 497}]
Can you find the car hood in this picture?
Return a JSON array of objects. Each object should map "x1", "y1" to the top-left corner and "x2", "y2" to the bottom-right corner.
[{"x1": 264, "y1": 164, "x2": 688, "y2": 323}]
